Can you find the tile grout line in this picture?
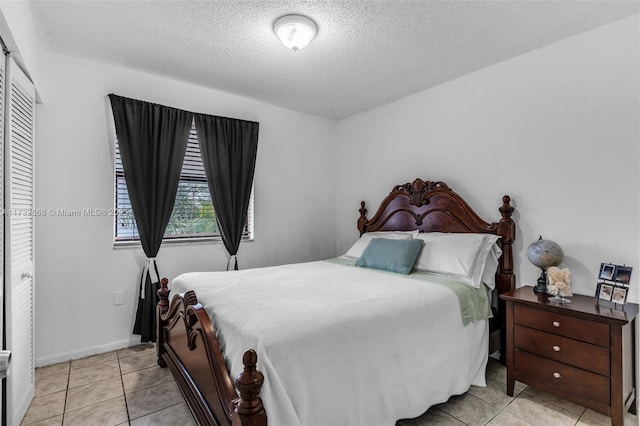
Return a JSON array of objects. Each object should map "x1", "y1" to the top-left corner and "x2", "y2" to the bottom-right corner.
[
  {"x1": 484, "y1": 390, "x2": 533, "y2": 426},
  {"x1": 60, "y1": 362, "x2": 70, "y2": 425},
  {"x1": 520, "y1": 386, "x2": 589, "y2": 422},
  {"x1": 117, "y1": 351, "x2": 132, "y2": 426}
]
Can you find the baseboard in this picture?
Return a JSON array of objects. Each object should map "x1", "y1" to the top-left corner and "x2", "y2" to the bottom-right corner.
[
  {"x1": 35, "y1": 336, "x2": 143, "y2": 367},
  {"x1": 12, "y1": 385, "x2": 34, "y2": 426}
]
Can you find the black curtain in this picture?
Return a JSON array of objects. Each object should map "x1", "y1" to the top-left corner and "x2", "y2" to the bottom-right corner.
[
  {"x1": 109, "y1": 94, "x2": 193, "y2": 342},
  {"x1": 194, "y1": 114, "x2": 259, "y2": 270}
]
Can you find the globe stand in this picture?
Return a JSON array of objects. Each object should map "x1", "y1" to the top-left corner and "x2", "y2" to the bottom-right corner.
[
  {"x1": 528, "y1": 236, "x2": 563, "y2": 295},
  {"x1": 533, "y1": 268, "x2": 547, "y2": 294}
]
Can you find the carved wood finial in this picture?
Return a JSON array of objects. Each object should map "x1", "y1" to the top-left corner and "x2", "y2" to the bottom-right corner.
[
  {"x1": 497, "y1": 195, "x2": 515, "y2": 245},
  {"x1": 232, "y1": 349, "x2": 267, "y2": 426},
  {"x1": 357, "y1": 201, "x2": 368, "y2": 235},
  {"x1": 500, "y1": 195, "x2": 514, "y2": 221},
  {"x1": 359, "y1": 201, "x2": 367, "y2": 218},
  {"x1": 157, "y1": 278, "x2": 170, "y2": 316},
  {"x1": 392, "y1": 178, "x2": 451, "y2": 207}
]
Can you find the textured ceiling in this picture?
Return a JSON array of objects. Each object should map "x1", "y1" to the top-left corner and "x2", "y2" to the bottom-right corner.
[{"x1": 28, "y1": 1, "x2": 639, "y2": 119}]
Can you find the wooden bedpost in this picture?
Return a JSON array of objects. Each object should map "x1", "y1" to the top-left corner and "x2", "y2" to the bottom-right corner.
[
  {"x1": 357, "y1": 201, "x2": 368, "y2": 235},
  {"x1": 496, "y1": 195, "x2": 515, "y2": 364},
  {"x1": 156, "y1": 277, "x2": 170, "y2": 368},
  {"x1": 232, "y1": 349, "x2": 267, "y2": 426}
]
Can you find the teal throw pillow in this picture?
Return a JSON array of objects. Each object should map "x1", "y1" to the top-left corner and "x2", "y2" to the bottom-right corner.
[{"x1": 355, "y1": 238, "x2": 423, "y2": 275}]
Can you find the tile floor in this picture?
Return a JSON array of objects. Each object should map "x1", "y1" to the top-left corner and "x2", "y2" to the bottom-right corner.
[
  {"x1": 21, "y1": 343, "x2": 194, "y2": 426},
  {"x1": 21, "y1": 346, "x2": 639, "y2": 426},
  {"x1": 400, "y1": 359, "x2": 638, "y2": 426}
]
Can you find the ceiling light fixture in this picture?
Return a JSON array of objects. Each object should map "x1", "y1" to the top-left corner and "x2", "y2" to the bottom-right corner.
[{"x1": 273, "y1": 14, "x2": 317, "y2": 52}]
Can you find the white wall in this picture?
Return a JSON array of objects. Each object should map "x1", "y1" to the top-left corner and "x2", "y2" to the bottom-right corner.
[
  {"x1": 34, "y1": 52, "x2": 337, "y2": 364},
  {"x1": 0, "y1": 1, "x2": 44, "y2": 100},
  {"x1": 336, "y1": 16, "x2": 639, "y2": 303}
]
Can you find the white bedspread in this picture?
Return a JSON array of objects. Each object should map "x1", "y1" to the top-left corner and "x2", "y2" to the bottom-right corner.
[{"x1": 171, "y1": 260, "x2": 488, "y2": 426}]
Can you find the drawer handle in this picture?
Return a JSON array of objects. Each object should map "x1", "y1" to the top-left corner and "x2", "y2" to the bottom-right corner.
[
  {"x1": 552, "y1": 345, "x2": 560, "y2": 352},
  {"x1": 552, "y1": 321, "x2": 560, "y2": 327},
  {"x1": 553, "y1": 372, "x2": 561, "y2": 379}
]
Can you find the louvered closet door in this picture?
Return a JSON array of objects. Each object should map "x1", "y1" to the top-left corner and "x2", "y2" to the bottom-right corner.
[
  {"x1": 0, "y1": 48, "x2": 5, "y2": 424},
  {"x1": 4, "y1": 57, "x2": 35, "y2": 426}
]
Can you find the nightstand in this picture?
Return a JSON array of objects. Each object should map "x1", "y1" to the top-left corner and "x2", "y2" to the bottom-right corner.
[{"x1": 500, "y1": 286, "x2": 638, "y2": 426}]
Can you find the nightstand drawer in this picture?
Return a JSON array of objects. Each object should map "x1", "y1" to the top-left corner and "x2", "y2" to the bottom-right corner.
[
  {"x1": 514, "y1": 325, "x2": 609, "y2": 376},
  {"x1": 514, "y1": 305, "x2": 609, "y2": 346},
  {"x1": 515, "y1": 349, "x2": 610, "y2": 405}
]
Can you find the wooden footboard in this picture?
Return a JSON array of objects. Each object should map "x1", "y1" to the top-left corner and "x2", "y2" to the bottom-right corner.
[{"x1": 156, "y1": 278, "x2": 267, "y2": 426}]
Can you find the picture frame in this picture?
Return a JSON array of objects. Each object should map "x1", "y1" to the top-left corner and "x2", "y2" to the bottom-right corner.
[
  {"x1": 599, "y1": 263, "x2": 616, "y2": 281},
  {"x1": 613, "y1": 265, "x2": 632, "y2": 286},
  {"x1": 611, "y1": 286, "x2": 628, "y2": 305},
  {"x1": 596, "y1": 262, "x2": 632, "y2": 305},
  {"x1": 597, "y1": 282, "x2": 613, "y2": 302}
]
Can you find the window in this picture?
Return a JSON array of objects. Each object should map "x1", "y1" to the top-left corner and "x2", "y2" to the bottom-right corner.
[{"x1": 114, "y1": 122, "x2": 253, "y2": 242}]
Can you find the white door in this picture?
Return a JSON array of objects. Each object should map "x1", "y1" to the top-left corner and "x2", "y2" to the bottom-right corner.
[
  {"x1": 4, "y1": 56, "x2": 35, "y2": 426},
  {"x1": 0, "y1": 46, "x2": 5, "y2": 425}
]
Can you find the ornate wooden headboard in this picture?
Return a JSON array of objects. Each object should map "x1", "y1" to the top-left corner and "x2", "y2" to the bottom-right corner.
[{"x1": 357, "y1": 178, "x2": 515, "y2": 361}]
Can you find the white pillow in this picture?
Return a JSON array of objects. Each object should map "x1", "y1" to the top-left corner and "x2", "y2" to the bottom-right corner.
[
  {"x1": 481, "y1": 242, "x2": 503, "y2": 290},
  {"x1": 414, "y1": 233, "x2": 501, "y2": 288},
  {"x1": 343, "y1": 231, "x2": 419, "y2": 259}
]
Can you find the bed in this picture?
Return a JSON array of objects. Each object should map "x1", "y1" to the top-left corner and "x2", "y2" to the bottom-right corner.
[{"x1": 156, "y1": 178, "x2": 516, "y2": 426}]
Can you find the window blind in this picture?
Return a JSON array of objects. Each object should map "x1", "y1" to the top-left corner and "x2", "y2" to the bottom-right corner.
[{"x1": 114, "y1": 121, "x2": 251, "y2": 241}]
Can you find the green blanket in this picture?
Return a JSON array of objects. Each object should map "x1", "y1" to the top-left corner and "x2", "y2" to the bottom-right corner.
[{"x1": 326, "y1": 257, "x2": 493, "y2": 325}]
